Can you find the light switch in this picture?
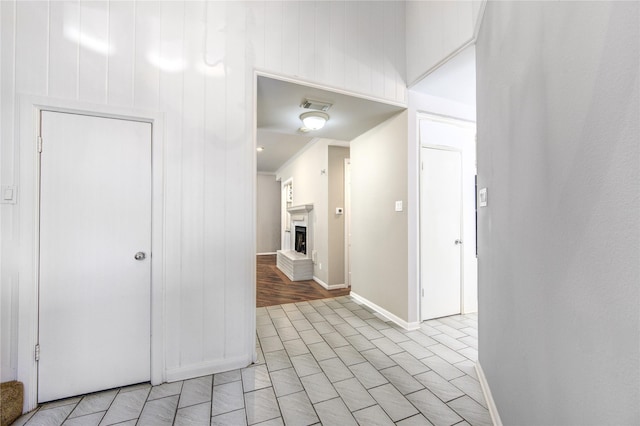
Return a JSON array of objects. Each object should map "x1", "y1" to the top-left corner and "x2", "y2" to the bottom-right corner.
[
  {"x1": 395, "y1": 200, "x2": 403, "y2": 212},
  {"x1": 1, "y1": 185, "x2": 16, "y2": 204},
  {"x1": 479, "y1": 188, "x2": 487, "y2": 207}
]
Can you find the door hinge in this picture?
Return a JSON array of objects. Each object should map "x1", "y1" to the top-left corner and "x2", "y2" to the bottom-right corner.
[
  {"x1": 35, "y1": 344, "x2": 40, "y2": 361},
  {"x1": 37, "y1": 136, "x2": 43, "y2": 153}
]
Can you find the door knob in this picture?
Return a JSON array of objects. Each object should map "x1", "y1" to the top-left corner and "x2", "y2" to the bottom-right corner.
[
  {"x1": 134, "y1": 252, "x2": 146, "y2": 260},
  {"x1": 454, "y1": 240, "x2": 463, "y2": 245}
]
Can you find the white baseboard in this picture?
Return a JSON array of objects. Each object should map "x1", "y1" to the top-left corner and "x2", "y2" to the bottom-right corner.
[
  {"x1": 350, "y1": 292, "x2": 420, "y2": 331},
  {"x1": 257, "y1": 252, "x2": 277, "y2": 256},
  {"x1": 475, "y1": 361, "x2": 503, "y2": 426},
  {"x1": 313, "y1": 276, "x2": 347, "y2": 290},
  {"x1": 165, "y1": 354, "x2": 253, "y2": 382}
]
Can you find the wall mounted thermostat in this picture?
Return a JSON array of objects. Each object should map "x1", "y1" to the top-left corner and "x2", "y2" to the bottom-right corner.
[
  {"x1": 479, "y1": 188, "x2": 488, "y2": 207},
  {"x1": 336, "y1": 207, "x2": 344, "y2": 215}
]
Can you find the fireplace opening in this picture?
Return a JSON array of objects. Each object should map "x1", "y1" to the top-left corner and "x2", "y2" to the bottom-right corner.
[{"x1": 295, "y1": 226, "x2": 307, "y2": 255}]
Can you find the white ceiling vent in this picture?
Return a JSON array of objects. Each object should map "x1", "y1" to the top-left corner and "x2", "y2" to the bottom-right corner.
[{"x1": 300, "y1": 98, "x2": 333, "y2": 112}]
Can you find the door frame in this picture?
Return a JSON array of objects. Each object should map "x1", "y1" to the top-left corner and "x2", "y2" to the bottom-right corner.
[
  {"x1": 17, "y1": 95, "x2": 166, "y2": 412},
  {"x1": 344, "y1": 158, "x2": 351, "y2": 287},
  {"x1": 418, "y1": 112, "x2": 476, "y2": 322}
]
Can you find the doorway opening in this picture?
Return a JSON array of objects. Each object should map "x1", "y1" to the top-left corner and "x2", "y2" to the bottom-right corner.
[
  {"x1": 16, "y1": 97, "x2": 165, "y2": 411},
  {"x1": 419, "y1": 115, "x2": 477, "y2": 321},
  {"x1": 254, "y1": 72, "x2": 404, "y2": 308}
]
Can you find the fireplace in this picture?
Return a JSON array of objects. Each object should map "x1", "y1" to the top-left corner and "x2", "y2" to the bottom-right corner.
[{"x1": 295, "y1": 226, "x2": 307, "y2": 255}]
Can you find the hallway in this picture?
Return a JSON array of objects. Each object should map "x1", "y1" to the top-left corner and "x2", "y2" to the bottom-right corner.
[
  {"x1": 14, "y1": 296, "x2": 488, "y2": 425},
  {"x1": 257, "y1": 255, "x2": 350, "y2": 307}
]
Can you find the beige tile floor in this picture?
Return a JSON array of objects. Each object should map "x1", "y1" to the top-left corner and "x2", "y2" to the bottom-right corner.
[{"x1": 13, "y1": 295, "x2": 490, "y2": 426}]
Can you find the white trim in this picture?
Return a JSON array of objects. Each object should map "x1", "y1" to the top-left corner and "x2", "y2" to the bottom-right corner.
[
  {"x1": 344, "y1": 158, "x2": 351, "y2": 288},
  {"x1": 255, "y1": 69, "x2": 407, "y2": 109},
  {"x1": 473, "y1": 0, "x2": 488, "y2": 41},
  {"x1": 313, "y1": 276, "x2": 347, "y2": 291},
  {"x1": 407, "y1": 39, "x2": 475, "y2": 89},
  {"x1": 476, "y1": 361, "x2": 503, "y2": 426},
  {"x1": 407, "y1": 0, "x2": 486, "y2": 90},
  {"x1": 166, "y1": 354, "x2": 253, "y2": 383},
  {"x1": 350, "y1": 292, "x2": 420, "y2": 331},
  {"x1": 257, "y1": 252, "x2": 277, "y2": 256},
  {"x1": 416, "y1": 111, "x2": 476, "y2": 128},
  {"x1": 17, "y1": 95, "x2": 165, "y2": 411},
  {"x1": 251, "y1": 72, "x2": 259, "y2": 363}
]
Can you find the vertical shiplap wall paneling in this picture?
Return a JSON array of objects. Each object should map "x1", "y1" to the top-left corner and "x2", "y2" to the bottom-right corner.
[
  {"x1": 298, "y1": 1, "x2": 315, "y2": 81},
  {"x1": 443, "y1": 1, "x2": 461, "y2": 55},
  {"x1": 132, "y1": 1, "x2": 160, "y2": 110},
  {"x1": 107, "y1": 1, "x2": 135, "y2": 106},
  {"x1": 15, "y1": 1, "x2": 48, "y2": 95},
  {"x1": 77, "y1": 1, "x2": 108, "y2": 103},
  {"x1": 3, "y1": 0, "x2": 410, "y2": 386},
  {"x1": 343, "y1": 1, "x2": 359, "y2": 93},
  {"x1": 382, "y1": 1, "x2": 397, "y2": 101},
  {"x1": 328, "y1": 1, "x2": 345, "y2": 89},
  {"x1": 281, "y1": 2, "x2": 299, "y2": 77},
  {"x1": 356, "y1": 3, "x2": 372, "y2": 96},
  {"x1": 202, "y1": 0, "x2": 228, "y2": 363},
  {"x1": 314, "y1": 1, "x2": 331, "y2": 86},
  {"x1": 49, "y1": 1, "x2": 79, "y2": 100},
  {"x1": 0, "y1": 0, "x2": 17, "y2": 383},
  {"x1": 180, "y1": 1, "x2": 206, "y2": 366},
  {"x1": 263, "y1": 1, "x2": 283, "y2": 74},
  {"x1": 224, "y1": 1, "x2": 249, "y2": 355},
  {"x1": 159, "y1": 0, "x2": 185, "y2": 371},
  {"x1": 457, "y1": 1, "x2": 474, "y2": 43},
  {"x1": 405, "y1": 1, "x2": 479, "y2": 86},
  {"x1": 246, "y1": 2, "x2": 266, "y2": 70},
  {"x1": 370, "y1": 2, "x2": 385, "y2": 98},
  {"x1": 395, "y1": 1, "x2": 406, "y2": 103}
]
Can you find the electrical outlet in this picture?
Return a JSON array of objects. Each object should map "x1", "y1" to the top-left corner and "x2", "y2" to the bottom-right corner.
[{"x1": 318, "y1": 263, "x2": 322, "y2": 270}]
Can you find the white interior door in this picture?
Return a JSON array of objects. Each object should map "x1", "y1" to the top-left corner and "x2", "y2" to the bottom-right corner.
[
  {"x1": 421, "y1": 147, "x2": 462, "y2": 320},
  {"x1": 38, "y1": 111, "x2": 152, "y2": 402}
]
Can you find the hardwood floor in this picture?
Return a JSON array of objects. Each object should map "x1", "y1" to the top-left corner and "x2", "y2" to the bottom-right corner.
[{"x1": 257, "y1": 254, "x2": 350, "y2": 307}]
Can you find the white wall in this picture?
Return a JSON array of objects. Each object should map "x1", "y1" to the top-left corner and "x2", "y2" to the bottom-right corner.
[
  {"x1": 406, "y1": 0, "x2": 484, "y2": 86},
  {"x1": 327, "y1": 146, "x2": 350, "y2": 286},
  {"x1": 276, "y1": 139, "x2": 330, "y2": 285},
  {"x1": 477, "y1": 1, "x2": 639, "y2": 424},
  {"x1": 256, "y1": 174, "x2": 280, "y2": 254},
  {"x1": 0, "y1": 0, "x2": 407, "y2": 387},
  {"x1": 350, "y1": 111, "x2": 408, "y2": 321}
]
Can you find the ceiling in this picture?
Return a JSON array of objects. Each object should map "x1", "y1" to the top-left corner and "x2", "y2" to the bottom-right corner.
[
  {"x1": 411, "y1": 45, "x2": 476, "y2": 107},
  {"x1": 256, "y1": 76, "x2": 405, "y2": 173}
]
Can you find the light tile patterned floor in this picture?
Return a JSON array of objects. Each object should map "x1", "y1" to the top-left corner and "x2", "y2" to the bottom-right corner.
[{"x1": 14, "y1": 296, "x2": 490, "y2": 426}]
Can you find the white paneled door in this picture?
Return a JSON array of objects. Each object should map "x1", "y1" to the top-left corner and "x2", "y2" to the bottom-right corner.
[
  {"x1": 38, "y1": 111, "x2": 152, "y2": 403},
  {"x1": 421, "y1": 148, "x2": 462, "y2": 320}
]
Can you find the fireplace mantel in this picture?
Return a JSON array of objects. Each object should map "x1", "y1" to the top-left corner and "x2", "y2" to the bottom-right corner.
[{"x1": 287, "y1": 204, "x2": 313, "y2": 214}]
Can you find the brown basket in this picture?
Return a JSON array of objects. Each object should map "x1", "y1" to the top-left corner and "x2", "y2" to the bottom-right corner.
[{"x1": 1, "y1": 381, "x2": 23, "y2": 426}]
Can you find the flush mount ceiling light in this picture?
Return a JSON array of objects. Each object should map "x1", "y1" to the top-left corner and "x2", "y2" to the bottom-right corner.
[{"x1": 299, "y1": 111, "x2": 329, "y2": 131}]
